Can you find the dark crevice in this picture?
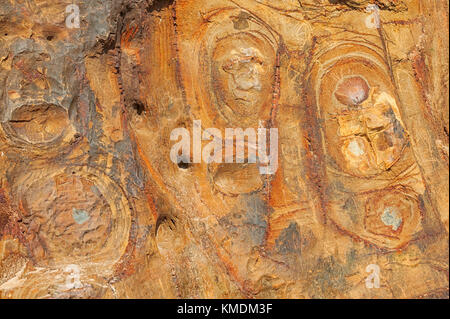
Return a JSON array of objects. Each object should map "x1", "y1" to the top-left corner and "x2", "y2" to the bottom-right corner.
[
  {"x1": 328, "y1": 0, "x2": 358, "y2": 6},
  {"x1": 155, "y1": 214, "x2": 177, "y2": 236},
  {"x1": 177, "y1": 155, "x2": 191, "y2": 169},
  {"x1": 100, "y1": 36, "x2": 117, "y2": 54},
  {"x1": 131, "y1": 101, "x2": 145, "y2": 115},
  {"x1": 177, "y1": 161, "x2": 190, "y2": 170},
  {"x1": 9, "y1": 119, "x2": 33, "y2": 123},
  {"x1": 147, "y1": 0, "x2": 175, "y2": 12}
]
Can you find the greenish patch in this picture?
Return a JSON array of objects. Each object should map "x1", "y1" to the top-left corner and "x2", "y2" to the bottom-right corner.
[
  {"x1": 232, "y1": 11, "x2": 250, "y2": 30},
  {"x1": 90, "y1": 185, "x2": 101, "y2": 197},
  {"x1": 381, "y1": 208, "x2": 402, "y2": 231},
  {"x1": 346, "y1": 248, "x2": 357, "y2": 267},
  {"x1": 243, "y1": 194, "x2": 270, "y2": 245},
  {"x1": 72, "y1": 208, "x2": 90, "y2": 225},
  {"x1": 342, "y1": 197, "x2": 359, "y2": 223},
  {"x1": 275, "y1": 222, "x2": 302, "y2": 255},
  {"x1": 219, "y1": 194, "x2": 270, "y2": 247},
  {"x1": 307, "y1": 256, "x2": 349, "y2": 298}
]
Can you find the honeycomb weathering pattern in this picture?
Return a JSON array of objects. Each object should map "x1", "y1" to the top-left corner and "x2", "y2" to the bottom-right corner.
[{"x1": 0, "y1": 0, "x2": 448, "y2": 298}]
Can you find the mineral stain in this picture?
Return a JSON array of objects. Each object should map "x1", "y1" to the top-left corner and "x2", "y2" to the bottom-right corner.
[{"x1": 72, "y1": 208, "x2": 90, "y2": 225}]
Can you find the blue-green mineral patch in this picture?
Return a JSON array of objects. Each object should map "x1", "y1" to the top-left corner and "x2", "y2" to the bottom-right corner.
[{"x1": 72, "y1": 208, "x2": 90, "y2": 225}]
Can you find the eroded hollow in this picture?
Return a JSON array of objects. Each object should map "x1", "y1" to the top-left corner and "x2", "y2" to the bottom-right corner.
[
  {"x1": 7, "y1": 104, "x2": 70, "y2": 144},
  {"x1": 334, "y1": 76, "x2": 370, "y2": 106},
  {"x1": 18, "y1": 171, "x2": 131, "y2": 266},
  {"x1": 211, "y1": 32, "x2": 276, "y2": 119},
  {"x1": 211, "y1": 162, "x2": 264, "y2": 196}
]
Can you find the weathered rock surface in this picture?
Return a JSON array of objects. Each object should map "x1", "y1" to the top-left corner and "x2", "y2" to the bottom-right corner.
[{"x1": 0, "y1": 0, "x2": 448, "y2": 298}]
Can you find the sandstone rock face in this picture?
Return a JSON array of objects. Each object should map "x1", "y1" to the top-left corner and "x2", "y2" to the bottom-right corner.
[{"x1": 0, "y1": 0, "x2": 448, "y2": 299}]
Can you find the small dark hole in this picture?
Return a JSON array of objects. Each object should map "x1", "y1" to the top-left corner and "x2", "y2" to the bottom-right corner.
[
  {"x1": 177, "y1": 155, "x2": 191, "y2": 169},
  {"x1": 46, "y1": 35, "x2": 54, "y2": 41},
  {"x1": 177, "y1": 161, "x2": 190, "y2": 169},
  {"x1": 132, "y1": 101, "x2": 145, "y2": 115}
]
